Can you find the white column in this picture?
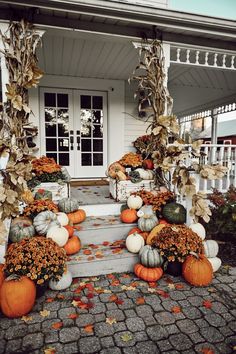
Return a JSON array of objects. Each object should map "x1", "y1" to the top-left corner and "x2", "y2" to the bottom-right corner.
[
  {"x1": 0, "y1": 22, "x2": 9, "y2": 103},
  {"x1": 162, "y1": 42, "x2": 171, "y2": 115},
  {"x1": 211, "y1": 108, "x2": 218, "y2": 145}
]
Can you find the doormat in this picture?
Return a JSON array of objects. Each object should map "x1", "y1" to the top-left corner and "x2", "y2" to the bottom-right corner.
[{"x1": 70, "y1": 179, "x2": 109, "y2": 187}]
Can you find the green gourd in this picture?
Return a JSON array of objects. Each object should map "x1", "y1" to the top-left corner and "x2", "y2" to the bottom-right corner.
[
  {"x1": 137, "y1": 205, "x2": 158, "y2": 231},
  {"x1": 34, "y1": 189, "x2": 52, "y2": 200},
  {"x1": 139, "y1": 245, "x2": 164, "y2": 268},
  {"x1": 58, "y1": 198, "x2": 79, "y2": 213},
  {"x1": 162, "y1": 202, "x2": 186, "y2": 224},
  {"x1": 9, "y1": 223, "x2": 35, "y2": 243},
  {"x1": 33, "y1": 210, "x2": 59, "y2": 235}
]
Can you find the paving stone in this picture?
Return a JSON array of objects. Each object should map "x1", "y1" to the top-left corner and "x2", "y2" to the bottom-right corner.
[
  {"x1": 100, "y1": 348, "x2": 122, "y2": 354},
  {"x1": 125, "y1": 309, "x2": 137, "y2": 318},
  {"x1": 106, "y1": 309, "x2": 125, "y2": 321},
  {"x1": 219, "y1": 326, "x2": 234, "y2": 337},
  {"x1": 0, "y1": 317, "x2": 12, "y2": 330},
  {"x1": 229, "y1": 268, "x2": 236, "y2": 276},
  {"x1": 200, "y1": 327, "x2": 224, "y2": 343},
  {"x1": 59, "y1": 326, "x2": 80, "y2": 343},
  {"x1": 192, "y1": 287, "x2": 211, "y2": 296},
  {"x1": 94, "y1": 322, "x2": 115, "y2": 337},
  {"x1": 5, "y1": 338, "x2": 22, "y2": 354},
  {"x1": 169, "y1": 291, "x2": 186, "y2": 301},
  {"x1": 63, "y1": 342, "x2": 79, "y2": 354},
  {"x1": 113, "y1": 322, "x2": 127, "y2": 332},
  {"x1": 43, "y1": 342, "x2": 64, "y2": 353},
  {"x1": 217, "y1": 284, "x2": 232, "y2": 292},
  {"x1": 195, "y1": 318, "x2": 209, "y2": 328},
  {"x1": 146, "y1": 325, "x2": 168, "y2": 341},
  {"x1": 188, "y1": 332, "x2": 205, "y2": 344},
  {"x1": 126, "y1": 317, "x2": 145, "y2": 332},
  {"x1": 217, "y1": 275, "x2": 234, "y2": 283},
  {"x1": 58, "y1": 307, "x2": 77, "y2": 319},
  {"x1": 176, "y1": 319, "x2": 199, "y2": 333},
  {"x1": 157, "y1": 339, "x2": 174, "y2": 352},
  {"x1": 228, "y1": 320, "x2": 236, "y2": 332},
  {"x1": 122, "y1": 348, "x2": 137, "y2": 354},
  {"x1": 181, "y1": 306, "x2": 202, "y2": 319},
  {"x1": 145, "y1": 296, "x2": 164, "y2": 312},
  {"x1": 194, "y1": 343, "x2": 219, "y2": 354},
  {"x1": 222, "y1": 312, "x2": 234, "y2": 321},
  {"x1": 99, "y1": 293, "x2": 113, "y2": 302},
  {"x1": 106, "y1": 303, "x2": 118, "y2": 310},
  {"x1": 155, "y1": 311, "x2": 176, "y2": 325},
  {"x1": 28, "y1": 323, "x2": 42, "y2": 333},
  {"x1": 178, "y1": 299, "x2": 190, "y2": 307},
  {"x1": 43, "y1": 301, "x2": 61, "y2": 311},
  {"x1": 89, "y1": 303, "x2": 106, "y2": 314},
  {"x1": 188, "y1": 295, "x2": 204, "y2": 306},
  {"x1": 5, "y1": 324, "x2": 28, "y2": 340},
  {"x1": 22, "y1": 332, "x2": 44, "y2": 351},
  {"x1": 0, "y1": 340, "x2": 5, "y2": 354},
  {"x1": 75, "y1": 314, "x2": 95, "y2": 327},
  {"x1": 162, "y1": 300, "x2": 179, "y2": 311},
  {"x1": 44, "y1": 330, "x2": 59, "y2": 344},
  {"x1": 169, "y1": 333, "x2": 192, "y2": 350},
  {"x1": 136, "y1": 340, "x2": 159, "y2": 353},
  {"x1": 94, "y1": 313, "x2": 106, "y2": 322},
  {"x1": 205, "y1": 313, "x2": 226, "y2": 327},
  {"x1": 78, "y1": 336, "x2": 101, "y2": 354},
  {"x1": 100, "y1": 336, "x2": 115, "y2": 348},
  {"x1": 114, "y1": 331, "x2": 136, "y2": 347},
  {"x1": 135, "y1": 305, "x2": 154, "y2": 318},
  {"x1": 117, "y1": 298, "x2": 134, "y2": 310},
  {"x1": 134, "y1": 330, "x2": 148, "y2": 342},
  {"x1": 143, "y1": 315, "x2": 157, "y2": 326},
  {"x1": 166, "y1": 324, "x2": 179, "y2": 335}
]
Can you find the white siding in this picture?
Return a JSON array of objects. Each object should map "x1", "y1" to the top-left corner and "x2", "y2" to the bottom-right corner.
[
  {"x1": 108, "y1": 0, "x2": 168, "y2": 8},
  {"x1": 124, "y1": 81, "x2": 150, "y2": 152}
]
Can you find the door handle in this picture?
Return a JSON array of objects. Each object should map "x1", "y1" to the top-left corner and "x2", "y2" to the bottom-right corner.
[
  {"x1": 70, "y1": 136, "x2": 74, "y2": 150},
  {"x1": 77, "y1": 136, "x2": 80, "y2": 150}
]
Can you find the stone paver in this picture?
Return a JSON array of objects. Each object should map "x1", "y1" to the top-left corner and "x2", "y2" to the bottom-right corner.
[{"x1": 0, "y1": 266, "x2": 235, "y2": 353}]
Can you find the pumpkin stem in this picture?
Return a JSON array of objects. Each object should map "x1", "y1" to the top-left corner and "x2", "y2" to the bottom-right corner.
[
  {"x1": 5, "y1": 274, "x2": 22, "y2": 282},
  {"x1": 189, "y1": 251, "x2": 199, "y2": 259}
]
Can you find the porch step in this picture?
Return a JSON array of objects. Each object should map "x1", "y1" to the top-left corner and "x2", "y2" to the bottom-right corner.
[
  {"x1": 75, "y1": 215, "x2": 137, "y2": 245},
  {"x1": 67, "y1": 241, "x2": 138, "y2": 277},
  {"x1": 82, "y1": 203, "x2": 123, "y2": 217}
]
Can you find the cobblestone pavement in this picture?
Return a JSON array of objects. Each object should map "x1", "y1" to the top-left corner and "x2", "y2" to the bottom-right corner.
[{"x1": 0, "y1": 266, "x2": 236, "y2": 354}]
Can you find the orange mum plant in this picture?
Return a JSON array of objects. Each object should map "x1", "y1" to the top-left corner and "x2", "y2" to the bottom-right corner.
[
  {"x1": 152, "y1": 224, "x2": 204, "y2": 263},
  {"x1": 31, "y1": 156, "x2": 61, "y2": 175},
  {"x1": 4, "y1": 237, "x2": 67, "y2": 285},
  {"x1": 23, "y1": 199, "x2": 58, "y2": 218}
]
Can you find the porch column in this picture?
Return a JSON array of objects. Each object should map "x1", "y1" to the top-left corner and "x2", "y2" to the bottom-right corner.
[
  {"x1": 211, "y1": 108, "x2": 218, "y2": 145},
  {"x1": 0, "y1": 22, "x2": 10, "y2": 103},
  {"x1": 162, "y1": 42, "x2": 171, "y2": 115}
]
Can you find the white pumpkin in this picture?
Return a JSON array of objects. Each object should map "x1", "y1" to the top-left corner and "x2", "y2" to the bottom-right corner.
[
  {"x1": 49, "y1": 270, "x2": 73, "y2": 290},
  {"x1": 189, "y1": 222, "x2": 206, "y2": 240},
  {"x1": 56, "y1": 212, "x2": 69, "y2": 226},
  {"x1": 126, "y1": 232, "x2": 145, "y2": 253},
  {"x1": 46, "y1": 225, "x2": 69, "y2": 247},
  {"x1": 135, "y1": 168, "x2": 154, "y2": 180},
  {"x1": 203, "y1": 240, "x2": 219, "y2": 258},
  {"x1": 127, "y1": 195, "x2": 143, "y2": 210},
  {"x1": 208, "y1": 257, "x2": 222, "y2": 272}
]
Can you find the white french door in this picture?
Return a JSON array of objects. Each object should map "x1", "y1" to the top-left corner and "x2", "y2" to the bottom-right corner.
[{"x1": 40, "y1": 88, "x2": 107, "y2": 178}]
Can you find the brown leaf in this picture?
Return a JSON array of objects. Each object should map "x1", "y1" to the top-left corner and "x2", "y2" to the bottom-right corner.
[
  {"x1": 171, "y1": 306, "x2": 182, "y2": 314},
  {"x1": 51, "y1": 322, "x2": 63, "y2": 330},
  {"x1": 68, "y1": 313, "x2": 79, "y2": 319},
  {"x1": 109, "y1": 294, "x2": 118, "y2": 302},
  {"x1": 136, "y1": 297, "x2": 145, "y2": 305},
  {"x1": 203, "y1": 300, "x2": 212, "y2": 309},
  {"x1": 44, "y1": 347, "x2": 56, "y2": 354},
  {"x1": 199, "y1": 348, "x2": 215, "y2": 354},
  {"x1": 84, "y1": 324, "x2": 94, "y2": 333}
]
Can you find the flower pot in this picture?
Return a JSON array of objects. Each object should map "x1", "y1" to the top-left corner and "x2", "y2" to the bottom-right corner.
[
  {"x1": 165, "y1": 260, "x2": 182, "y2": 277},
  {"x1": 36, "y1": 282, "x2": 49, "y2": 298}
]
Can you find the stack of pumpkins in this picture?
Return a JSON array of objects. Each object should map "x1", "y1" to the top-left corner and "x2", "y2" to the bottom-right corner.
[{"x1": 122, "y1": 194, "x2": 221, "y2": 286}]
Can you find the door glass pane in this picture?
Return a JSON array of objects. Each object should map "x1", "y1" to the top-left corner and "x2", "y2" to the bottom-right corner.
[
  {"x1": 82, "y1": 139, "x2": 91, "y2": 152},
  {"x1": 93, "y1": 125, "x2": 103, "y2": 138},
  {"x1": 82, "y1": 153, "x2": 92, "y2": 166},
  {"x1": 45, "y1": 108, "x2": 56, "y2": 122},
  {"x1": 46, "y1": 138, "x2": 57, "y2": 151},
  {"x1": 59, "y1": 138, "x2": 69, "y2": 151},
  {"x1": 45, "y1": 93, "x2": 56, "y2": 107},
  {"x1": 59, "y1": 153, "x2": 69, "y2": 166},
  {"x1": 93, "y1": 139, "x2": 103, "y2": 152},
  {"x1": 58, "y1": 109, "x2": 69, "y2": 123},
  {"x1": 58, "y1": 123, "x2": 69, "y2": 137},
  {"x1": 93, "y1": 153, "x2": 103, "y2": 166},
  {"x1": 57, "y1": 94, "x2": 68, "y2": 108},
  {"x1": 45, "y1": 124, "x2": 56, "y2": 136},
  {"x1": 92, "y1": 110, "x2": 103, "y2": 124},
  {"x1": 81, "y1": 95, "x2": 91, "y2": 109},
  {"x1": 46, "y1": 153, "x2": 57, "y2": 162},
  {"x1": 92, "y1": 96, "x2": 103, "y2": 109},
  {"x1": 81, "y1": 109, "x2": 92, "y2": 137}
]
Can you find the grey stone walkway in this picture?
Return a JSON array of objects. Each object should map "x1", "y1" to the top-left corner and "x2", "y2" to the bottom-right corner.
[{"x1": 0, "y1": 266, "x2": 236, "y2": 354}]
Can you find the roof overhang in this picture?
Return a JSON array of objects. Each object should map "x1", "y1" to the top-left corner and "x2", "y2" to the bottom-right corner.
[{"x1": 1, "y1": 0, "x2": 236, "y2": 50}]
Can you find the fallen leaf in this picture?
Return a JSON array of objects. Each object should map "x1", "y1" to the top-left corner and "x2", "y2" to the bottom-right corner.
[
  {"x1": 44, "y1": 347, "x2": 56, "y2": 354},
  {"x1": 51, "y1": 322, "x2": 63, "y2": 330},
  {"x1": 87, "y1": 256, "x2": 95, "y2": 261},
  {"x1": 109, "y1": 294, "x2": 118, "y2": 302},
  {"x1": 72, "y1": 300, "x2": 81, "y2": 307},
  {"x1": 121, "y1": 285, "x2": 136, "y2": 291},
  {"x1": 103, "y1": 289, "x2": 112, "y2": 294},
  {"x1": 84, "y1": 324, "x2": 94, "y2": 333},
  {"x1": 68, "y1": 313, "x2": 79, "y2": 319},
  {"x1": 86, "y1": 302, "x2": 94, "y2": 309},
  {"x1": 87, "y1": 292, "x2": 94, "y2": 299},
  {"x1": 199, "y1": 348, "x2": 215, "y2": 354},
  {"x1": 40, "y1": 310, "x2": 50, "y2": 317},
  {"x1": 175, "y1": 283, "x2": 184, "y2": 290},
  {"x1": 106, "y1": 317, "x2": 117, "y2": 325},
  {"x1": 102, "y1": 241, "x2": 110, "y2": 246},
  {"x1": 92, "y1": 223, "x2": 101, "y2": 227},
  {"x1": 46, "y1": 297, "x2": 54, "y2": 303},
  {"x1": 90, "y1": 277, "x2": 100, "y2": 281},
  {"x1": 111, "y1": 280, "x2": 120, "y2": 286},
  {"x1": 115, "y1": 298, "x2": 124, "y2": 305},
  {"x1": 168, "y1": 283, "x2": 176, "y2": 290},
  {"x1": 21, "y1": 315, "x2": 32, "y2": 322},
  {"x1": 83, "y1": 250, "x2": 92, "y2": 255},
  {"x1": 171, "y1": 306, "x2": 182, "y2": 313},
  {"x1": 112, "y1": 248, "x2": 123, "y2": 254},
  {"x1": 148, "y1": 288, "x2": 156, "y2": 293},
  {"x1": 165, "y1": 277, "x2": 174, "y2": 284},
  {"x1": 85, "y1": 283, "x2": 94, "y2": 291},
  {"x1": 207, "y1": 287, "x2": 217, "y2": 293},
  {"x1": 56, "y1": 294, "x2": 65, "y2": 300},
  {"x1": 157, "y1": 289, "x2": 169, "y2": 298},
  {"x1": 148, "y1": 282, "x2": 157, "y2": 288},
  {"x1": 107, "y1": 274, "x2": 116, "y2": 279},
  {"x1": 203, "y1": 300, "x2": 212, "y2": 309},
  {"x1": 136, "y1": 297, "x2": 145, "y2": 305},
  {"x1": 121, "y1": 333, "x2": 133, "y2": 342},
  {"x1": 95, "y1": 254, "x2": 104, "y2": 259},
  {"x1": 74, "y1": 287, "x2": 82, "y2": 294},
  {"x1": 121, "y1": 274, "x2": 130, "y2": 278}
]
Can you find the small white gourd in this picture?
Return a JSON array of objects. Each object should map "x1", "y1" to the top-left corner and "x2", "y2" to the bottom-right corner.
[
  {"x1": 127, "y1": 195, "x2": 143, "y2": 210},
  {"x1": 203, "y1": 240, "x2": 219, "y2": 258},
  {"x1": 189, "y1": 222, "x2": 206, "y2": 240},
  {"x1": 46, "y1": 225, "x2": 69, "y2": 247},
  {"x1": 126, "y1": 232, "x2": 145, "y2": 253},
  {"x1": 49, "y1": 270, "x2": 73, "y2": 290},
  {"x1": 56, "y1": 212, "x2": 69, "y2": 226},
  {"x1": 207, "y1": 257, "x2": 222, "y2": 272}
]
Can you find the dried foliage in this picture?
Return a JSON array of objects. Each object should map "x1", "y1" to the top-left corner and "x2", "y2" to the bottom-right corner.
[
  {"x1": 23, "y1": 199, "x2": 59, "y2": 219},
  {"x1": 130, "y1": 40, "x2": 228, "y2": 222},
  {"x1": 132, "y1": 190, "x2": 175, "y2": 211},
  {"x1": 119, "y1": 153, "x2": 143, "y2": 168},
  {"x1": 0, "y1": 20, "x2": 43, "y2": 223}
]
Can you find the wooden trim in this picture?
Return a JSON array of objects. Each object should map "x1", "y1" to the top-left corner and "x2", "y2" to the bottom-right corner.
[{"x1": 70, "y1": 179, "x2": 109, "y2": 186}]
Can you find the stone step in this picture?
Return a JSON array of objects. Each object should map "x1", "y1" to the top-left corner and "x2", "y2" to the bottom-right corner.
[
  {"x1": 67, "y1": 240, "x2": 139, "y2": 277},
  {"x1": 75, "y1": 215, "x2": 137, "y2": 245},
  {"x1": 82, "y1": 203, "x2": 123, "y2": 217}
]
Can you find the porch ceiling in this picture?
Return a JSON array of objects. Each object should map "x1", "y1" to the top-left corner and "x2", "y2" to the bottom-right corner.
[{"x1": 38, "y1": 30, "x2": 236, "y2": 118}]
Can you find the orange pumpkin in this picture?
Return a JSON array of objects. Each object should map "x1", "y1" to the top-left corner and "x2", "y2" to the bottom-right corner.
[
  {"x1": 120, "y1": 209, "x2": 138, "y2": 223},
  {"x1": 64, "y1": 235, "x2": 81, "y2": 255},
  {"x1": 64, "y1": 224, "x2": 74, "y2": 238},
  {"x1": 159, "y1": 219, "x2": 169, "y2": 225},
  {"x1": 67, "y1": 209, "x2": 86, "y2": 224},
  {"x1": 134, "y1": 263, "x2": 163, "y2": 282},
  {"x1": 0, "y1": 275, "x2": 36, "y2": 318},
  {"x1": 0, "y1": 264, "x2": 5, "y2": 296},
  {"x1": 182, "y1": 254, "x2": 213, "y2": 287}
]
